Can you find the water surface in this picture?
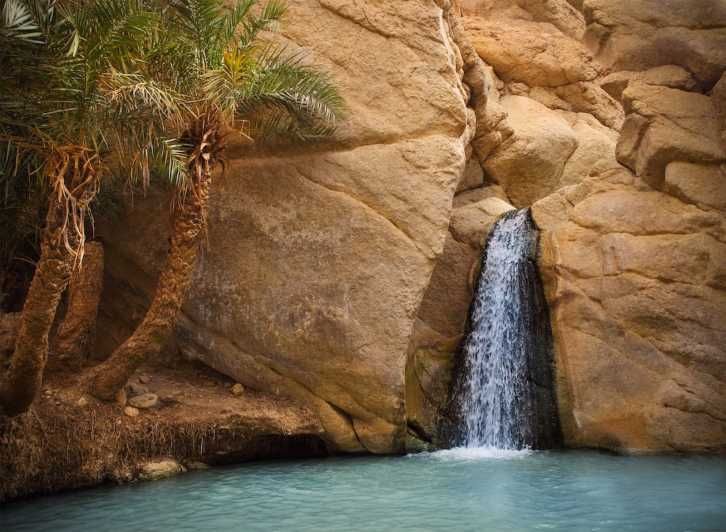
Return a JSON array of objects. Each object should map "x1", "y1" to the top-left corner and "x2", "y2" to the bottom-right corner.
[{"x1": 3, "y1": 450, "x2": 726, "y2": 531}]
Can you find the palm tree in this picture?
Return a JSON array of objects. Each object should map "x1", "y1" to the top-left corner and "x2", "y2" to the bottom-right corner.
[
  {"x1": 87, "y1": 0, "x2": 344, "y2": 400},
  {"x1": 0, "y1": 0, "x2": 186, "y2": 415}
]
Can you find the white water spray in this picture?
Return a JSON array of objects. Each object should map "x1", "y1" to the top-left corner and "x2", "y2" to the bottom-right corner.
[{"x1": 442, "y1": 209, "x2": 560, "y2": 450}]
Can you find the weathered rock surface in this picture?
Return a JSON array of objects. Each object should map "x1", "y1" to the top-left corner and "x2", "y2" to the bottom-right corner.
[
  {"x1": 484, "y1": 95, "x2": 578, "y2": 206},
  {"x1": 137, "y1": 459, "x2": 185, "y2": 481},
  {"x1": 466, "y1": 16, "x2": 598, "y2": 87},
  {"x1": 617, "y1": 82, "x2": 725, "y2": 188},
  {"x1": 583, "y1": 0, "x2": 726, "y2": 88},
  {"x1": 100, "y1": 0, "x2": 470, "y2": 454},
  {"x1": 533, "y1": 169, "x2": 726, "y2": 452},
  {"x1": 600, "y1": 65, "x2": 698, "y2": 101},
  {"x1": 128, "y1": 393, "x2": 159, "y2": 410},
  {"x1": 452, "y1": 0, "x2": 726, "y2": 453}
]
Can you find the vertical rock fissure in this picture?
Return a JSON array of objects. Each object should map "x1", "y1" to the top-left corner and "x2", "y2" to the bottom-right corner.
[{"x1": 440, "y1": 208, "x2": 561, "y2": 450}]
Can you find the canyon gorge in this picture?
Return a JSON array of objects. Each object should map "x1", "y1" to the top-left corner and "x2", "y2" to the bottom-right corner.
[{"x1": 90, "y1": 0, "x2": 726, "y2": 458}]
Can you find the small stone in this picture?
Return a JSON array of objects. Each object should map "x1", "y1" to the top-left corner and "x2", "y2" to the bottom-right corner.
[
  {"x1": 138, "y1": 374, "x2": 151, "y2": 384},
  {"x1": 230, "y1": 383, "x2": 244, "y2": 396},
  {"x1": 138, "y1": 459, "x2": 185, "y2": 481},
  {"x1": 77, "y1": 396, "x2": 89, "y2": 407},
  {"x1": 124, "y1": 406, "x2": 139, "y2": 417},
  {"x1": 128, "y1": 393, "x2": 159, "y2": 409}
]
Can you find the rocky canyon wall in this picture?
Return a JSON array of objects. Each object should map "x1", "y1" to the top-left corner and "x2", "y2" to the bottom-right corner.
[
  {"x1": 101, "y1": 0, "x2": 726, "y2": 454},
  {"x1": 411, "y1": 0, "x2": 726, "y2": 452},
  {"x1": 99, "y1": 0, "x2": 472, "y2": 454}
]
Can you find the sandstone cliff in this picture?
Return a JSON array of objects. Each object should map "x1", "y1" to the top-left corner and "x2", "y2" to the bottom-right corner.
[
  {"x1": 100, "y1": 0, "x2": 471, "y2": 454},
  {"x1": 102, "y1": 0, "x2": 726, "y2": 454},
  {"x1": 409, "y1": 0, "x2": 726, "y2": 452}
]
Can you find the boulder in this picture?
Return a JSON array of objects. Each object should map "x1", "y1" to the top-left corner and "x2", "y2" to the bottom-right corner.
[
  {"x1": 617, "y1": 82, "x2": 726, "y2": 187},
  {"x1": 99, "y1": 0, "x2": 470, "y2": 454},
  {"x1": 460, "y1": 0, "x2": 586, "y2": 39},
  {"x1": 559, "y1": 113, "x2": 619, "y2": 186},
  {"x1": 600, "y1": 65, "x2": 698, "y2": 101},
  {"x1": 138, "y1": 459, "x2": 185, "y2": 481},
  {"x1": 484, "y1": 95, "x2": 578, "y2": 206},
  {"x1": 465, "y1": 17, "x2": 598, "y2": 87},
  {"x1": 664, "y1": 162, "x2": 726, "y2": 212},
  {"x1": 583, "y1": 0, "x2": 726, "y2": 88},
  {"x1": 457, "y1": 157, "x2": 486, "y2": 192}
]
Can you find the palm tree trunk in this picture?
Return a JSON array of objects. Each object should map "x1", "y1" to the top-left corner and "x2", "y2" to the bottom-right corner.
[
  {"x1": 0, "y1": 197, "x2": 78, "y2": 416},
  {"x1": 52, "y1": 241, "x2": 105, "y2": 369},
  {"x1": 87, "y1": 170, "x2": 211, "y2": 401}
]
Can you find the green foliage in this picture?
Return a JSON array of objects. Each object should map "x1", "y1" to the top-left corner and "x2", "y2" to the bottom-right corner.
[
  {"x1": 159, "y1": 0, "x2": 344, "y2": 147},
  {"x1": 0, "y1": 0, "x2": 187, "y2": 186}
]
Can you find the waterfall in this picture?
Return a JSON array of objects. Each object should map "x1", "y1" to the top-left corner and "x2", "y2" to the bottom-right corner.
[{"x1": 441, "y1": 209, "x2": 560, "y2": 450}]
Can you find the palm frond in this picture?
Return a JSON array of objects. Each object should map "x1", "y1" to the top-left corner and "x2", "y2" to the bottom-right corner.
[
  {"x1": 237, "y1": 0, "x2": 285, "y2": 50},
  {"x1": 100, "y1": 68, "x2": 186, "y2": 126},
  {"x1": 1, "y1": 0, "x2": 46, "y2": 44},
  {"x1": 148, "y1": 136, "x2": 190, "y2": 190},
  {"x1": 60, "y1": 0, "x2": 158, "y2": 65},
  {"x1": 235, "y1": 46, "x2": 344, "y2": 142}
]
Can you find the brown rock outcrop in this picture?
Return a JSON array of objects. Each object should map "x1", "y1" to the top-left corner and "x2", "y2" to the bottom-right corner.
[
  {"x1": 452, "y1": 0, "x2": 726, "y2": 453},
  {"x1": 99, "y1": 0, "x2": 471, "y2": 454},
  {"x1": 533, "y1": 169, "x2": 726, "y2": 452},
  {"x1": 583, "y1": 0, "x2": 726, "y2": 88},
  {"x1": 484, "y1": 95, "x2": 578, "y2": 206},
  {"x1": 617, "y1": 82, "x2": 725, "y2": 187}
]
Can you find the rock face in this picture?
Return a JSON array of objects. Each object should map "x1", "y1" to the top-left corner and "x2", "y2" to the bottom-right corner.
[
  {"x1": 100, "y1": 0, "x2": 470, "y2": 454},
  {"x1": 429, "y1": 0, "x2": 726, "y2": 452},
  {"x1": 533, "y1": 168, "x2": 726, "y2": 452},
  {"x1": 100, "y1": 0, "x2": 726, "y2": 454},
  {"x1": 583, "y1": 0, "x2": 726, "y2": 88}
]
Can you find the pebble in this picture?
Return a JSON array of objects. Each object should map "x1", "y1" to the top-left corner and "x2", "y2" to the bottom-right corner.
[
  {"x1": 231, "y1": 383, "x2": 245, "y2": 396},
  {"x1": 138, "y1": 375, "x2": 151, "y2": 384},
  {"x1": 77, "y1": 397, "x2": 89, "y2": 407},
  {"x1": 128, "y1": 393, "x2": 159, "y2": 409},
  {"x1": 124, "y1": 406, "x2": 139, "y2": 417}
]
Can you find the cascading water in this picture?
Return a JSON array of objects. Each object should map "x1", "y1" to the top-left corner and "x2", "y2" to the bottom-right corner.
[{"x1": 441, "y1": 208, "x2": 560, "y2": 450}]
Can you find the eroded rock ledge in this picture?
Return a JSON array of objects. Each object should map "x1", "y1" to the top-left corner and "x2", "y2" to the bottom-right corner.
[{"x1": 0, "y1": 364, "x2": 325, "y2": 502}]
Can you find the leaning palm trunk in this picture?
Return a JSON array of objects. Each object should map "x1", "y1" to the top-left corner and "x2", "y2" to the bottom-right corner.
[
  {"x1": 52, "y1": 241, "x2": 105, "y2": 369},
  {"x1": 0, "y1": 147, "x2": 98, "y2": 416},
  {"x1": 88, "y1": 115, "x2": 222, "y2": 401}
]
